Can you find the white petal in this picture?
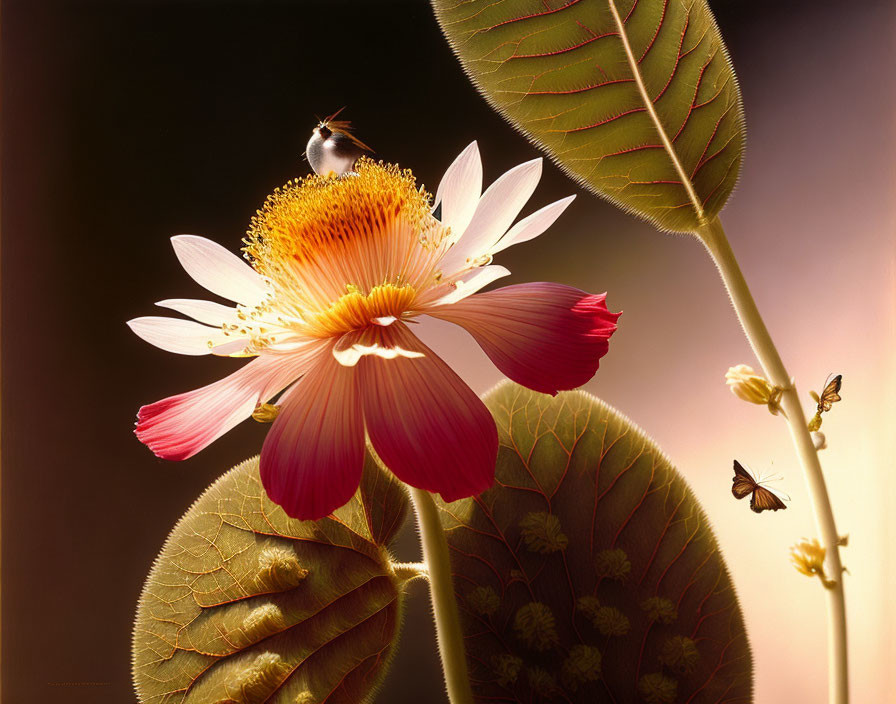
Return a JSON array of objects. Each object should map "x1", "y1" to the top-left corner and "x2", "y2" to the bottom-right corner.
[
  {"x1": 489, "y1": 195, "x2": 576, "y2": 255},
  {"x1": 156, "y1": 298, "x2": 240, "y2": 326},
  {"x1": 433, "y1": 142, "x2": 482, "y2": 238},
  {"x1": 127, "y1": 316, "x2": 238, "y2": 356},
  {"x1": 171, "y1": 235, "x2": 268, "y2": 305},
  {"x1": 439, "y1": 158, "x2": 542, "y2": 273},
  {"x1": 210, "y1": 339, "x2": 254, "y2": 357},
  {"x1": 428, "y1": 265, "x2": 510, "y2": 307}
]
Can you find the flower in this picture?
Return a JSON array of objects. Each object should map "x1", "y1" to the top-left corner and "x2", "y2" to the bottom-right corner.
[
  {"x1": 129, "y1": 143, "x2": 620, "y2": 519},
  {"x1": 725, "y1": 364, "x2": 782, "y2": 414},
  {"x1": 790, "y1": 538, "x2": 836, "y2": 588}
]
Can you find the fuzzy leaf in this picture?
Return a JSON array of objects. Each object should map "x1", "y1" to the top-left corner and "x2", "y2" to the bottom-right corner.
[
  {"x1": 440, "y1": 383, "x2": 752, "y2": 702},
  {"x1": 432, "y1": 0, "x2": 745, "y2": 232},
  {"x1": 133, "y1": 454, "x2": 409, "y2": 704}
]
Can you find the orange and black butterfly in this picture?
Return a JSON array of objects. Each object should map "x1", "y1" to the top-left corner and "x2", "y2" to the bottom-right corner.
[
  {"x1": 813, "y1": 373, "x2": 842, "y2": 412},
  {"x1": 731, "y1": 460, "x2": 789, "y2": 513},
  {"x1": 808, "y1": 374, "x2": 842, "y2": 431}
]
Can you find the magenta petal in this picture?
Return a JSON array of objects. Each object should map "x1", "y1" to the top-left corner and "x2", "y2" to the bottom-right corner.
[
  {"x1": 428, "y1": 282, "x2": 621, "y2": 395},
  {"x1": 260, "y1": 352, "x2": 365, "y2": 521},
  {"x1": 136, "y1": 345, "x2": 323, "y2": 461},
  {"x1": 358, "y1": 324, "x2": 498, "y2": 503}
]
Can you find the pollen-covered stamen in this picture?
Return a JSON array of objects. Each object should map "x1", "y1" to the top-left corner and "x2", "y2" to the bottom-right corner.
[
  {"x1": 210, "y1": 296, "x2": 302, "y2": 356},
  {"x1": 303, "y1": 282, "x2": 418, "y2": 338},
  {"x1": 244, "y1": 159, "x2": 447, "y2": 316}
]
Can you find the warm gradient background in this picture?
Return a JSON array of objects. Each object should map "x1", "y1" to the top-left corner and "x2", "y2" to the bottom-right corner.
[{"x1": 3, "y1": 0, "x2": 894, "y2": 702}]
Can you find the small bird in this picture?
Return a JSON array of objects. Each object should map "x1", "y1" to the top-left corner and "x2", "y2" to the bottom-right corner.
[{"x1": 305, "y1": 108, "x2": 373, "y2": 177}]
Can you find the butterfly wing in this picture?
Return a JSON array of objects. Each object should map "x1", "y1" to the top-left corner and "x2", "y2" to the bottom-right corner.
[
  {"x1": 750, "y1": 486, "x2": 788, "y2": 513},
  {"x1": 818, "y1": 374, "x2": 842, "y2": 412},
  {"x1": 731, "y1": 460, "x2": 757, "y2": 500}
]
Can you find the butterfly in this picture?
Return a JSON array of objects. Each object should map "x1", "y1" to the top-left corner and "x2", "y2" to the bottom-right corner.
[
  {"x1": 808, "y1": 373, "x2": 842, "y2": 431},
  {"x1": 731, "y1": 460, "x2": 789, "y2": 513}
]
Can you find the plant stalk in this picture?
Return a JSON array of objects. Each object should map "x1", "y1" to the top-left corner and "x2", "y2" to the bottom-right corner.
[
  {"x1": 699, "y1": 216, "x2": 848, "y2": 704},
  {"x1": 409, "y1": 487, "x2": 473, "y2": 704},
  {"x1": 391, "y1": 561, "x2": 429, "y2": 583}
]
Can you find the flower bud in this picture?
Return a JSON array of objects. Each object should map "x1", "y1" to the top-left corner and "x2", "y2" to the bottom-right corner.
[
  {"x1": 790, "y1": 538, "x2": 836, "y2": 589},
  {"x1": 725, "y1": 364, "x2": 782, "y2": 414},
  {"x1": 252, "y1": 402, "x2": 280, "y2": 423}
]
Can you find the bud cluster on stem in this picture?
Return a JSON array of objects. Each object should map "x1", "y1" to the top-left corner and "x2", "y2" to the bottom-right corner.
[{"x1": 699, "y1": 216, "x2": 849, "y2": 704}]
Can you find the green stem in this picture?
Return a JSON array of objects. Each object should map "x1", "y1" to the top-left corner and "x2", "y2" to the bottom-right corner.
[
  {"x1": 409, "y1": 487, "x2": 474, "y2": 704},
  {"x1": 699, "y1": 216, "x2": 848, "y2": 704},
  {"x1": 391, "y1": 561, "x2": 429, "y2": 583}
]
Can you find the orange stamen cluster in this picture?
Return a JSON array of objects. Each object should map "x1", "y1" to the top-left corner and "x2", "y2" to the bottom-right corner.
[
  {"x1": 244, "y1": 158, "x2": 436, "y2": 275},
  {"x1": 304, "y1": 283, "x2": 417, "y2": 338},
  {"x1": 242, "y1": 159, "x2": 446, "y2": 341}
]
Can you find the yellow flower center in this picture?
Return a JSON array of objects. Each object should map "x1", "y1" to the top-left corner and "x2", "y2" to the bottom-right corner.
[
  {"x1": 304, "y1": 282, "x2": 417, "y2": 338},
  {"x1": 242, "y1": 158, "x2": 445, "y2": 341},
  {"x1": 245, "y1": 158, "x2": 437, "y2": 273}
]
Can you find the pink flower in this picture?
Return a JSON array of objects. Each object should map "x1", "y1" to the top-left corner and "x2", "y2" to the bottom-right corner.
[{"x1": 129, "y1": 144, "x2": 620, "y2": 519}]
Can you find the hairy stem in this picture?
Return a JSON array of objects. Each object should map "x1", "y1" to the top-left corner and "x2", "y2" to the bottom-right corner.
[
  {"x1": 391, "y1": 561, "x2": 429, "y2": 583},
  {"x1": 699, "y1": 216, "x2": 848, "y2": 704},
  {"x1": 409, "y1": 487, "x2": 473, "y2": 704}
]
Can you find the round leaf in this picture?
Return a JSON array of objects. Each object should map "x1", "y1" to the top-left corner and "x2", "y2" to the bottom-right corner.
[
  {"x1": 440, "y1": 383, "x2": 752, "y2": 702},
  {"x1": 133, "y1": 454, "x2": 409, "y2": 704}
]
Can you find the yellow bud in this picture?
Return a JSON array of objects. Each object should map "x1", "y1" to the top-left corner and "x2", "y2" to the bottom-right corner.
[
  {"x1": 790, "y1": 538, "x2": 836, "y2": 589},
  {"x1": 252, "y1": 403, "x2": 281, "y2": 423},
  {"x1": 725, "y1": 364, "x2": 782, "y2": 414}
]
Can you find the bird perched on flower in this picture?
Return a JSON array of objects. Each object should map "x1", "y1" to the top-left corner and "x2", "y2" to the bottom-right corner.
[{"x1": 128, "y1": 141, "x2": 620, "y2": 519}]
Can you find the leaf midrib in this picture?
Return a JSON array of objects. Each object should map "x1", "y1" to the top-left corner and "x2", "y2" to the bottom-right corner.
[{"x1": 607, "y1": 0, "x2": 705, "y2": 223}]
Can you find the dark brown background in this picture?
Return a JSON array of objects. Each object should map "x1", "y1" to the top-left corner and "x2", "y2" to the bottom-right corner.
[{"x1": 3, "y1": 1, "x2": 894, "y2": 702}]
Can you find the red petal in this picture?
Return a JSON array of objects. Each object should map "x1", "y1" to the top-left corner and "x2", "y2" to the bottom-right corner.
[
  {"x1": 135, "y1": 351, "x2": 316, "y2": 461},
  {"x1": 428, "y1": 282, "x2": 620, "y2": 395},
  {"x1": 358, "y1": 324, "x2": 497, "y2": 502},
  {"x1": 260, "y1": 351, "x2": 365, "y2": 520}
]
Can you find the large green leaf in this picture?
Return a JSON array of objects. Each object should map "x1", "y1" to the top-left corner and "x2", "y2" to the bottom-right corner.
[
  {"x1": 432, "y1": 0, "x2": 745, "y2": 232},
  {"x1": 132, "y1": 454, "x2": 409, "y2": 704},
  {"x1": 440, "y1": 383, "x2": 752, "y2": 702}
]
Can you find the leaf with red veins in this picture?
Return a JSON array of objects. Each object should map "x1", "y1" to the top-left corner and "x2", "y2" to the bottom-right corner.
[
  {"x1": 437, "y1": 383, "x2": 752, "y2": 702},
  {"x1": 132, "y1": 453, "x2": 409, "y2": 704},
  {"x1": 432, "y1": 0, "x2": 745, "y2": 232}
]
